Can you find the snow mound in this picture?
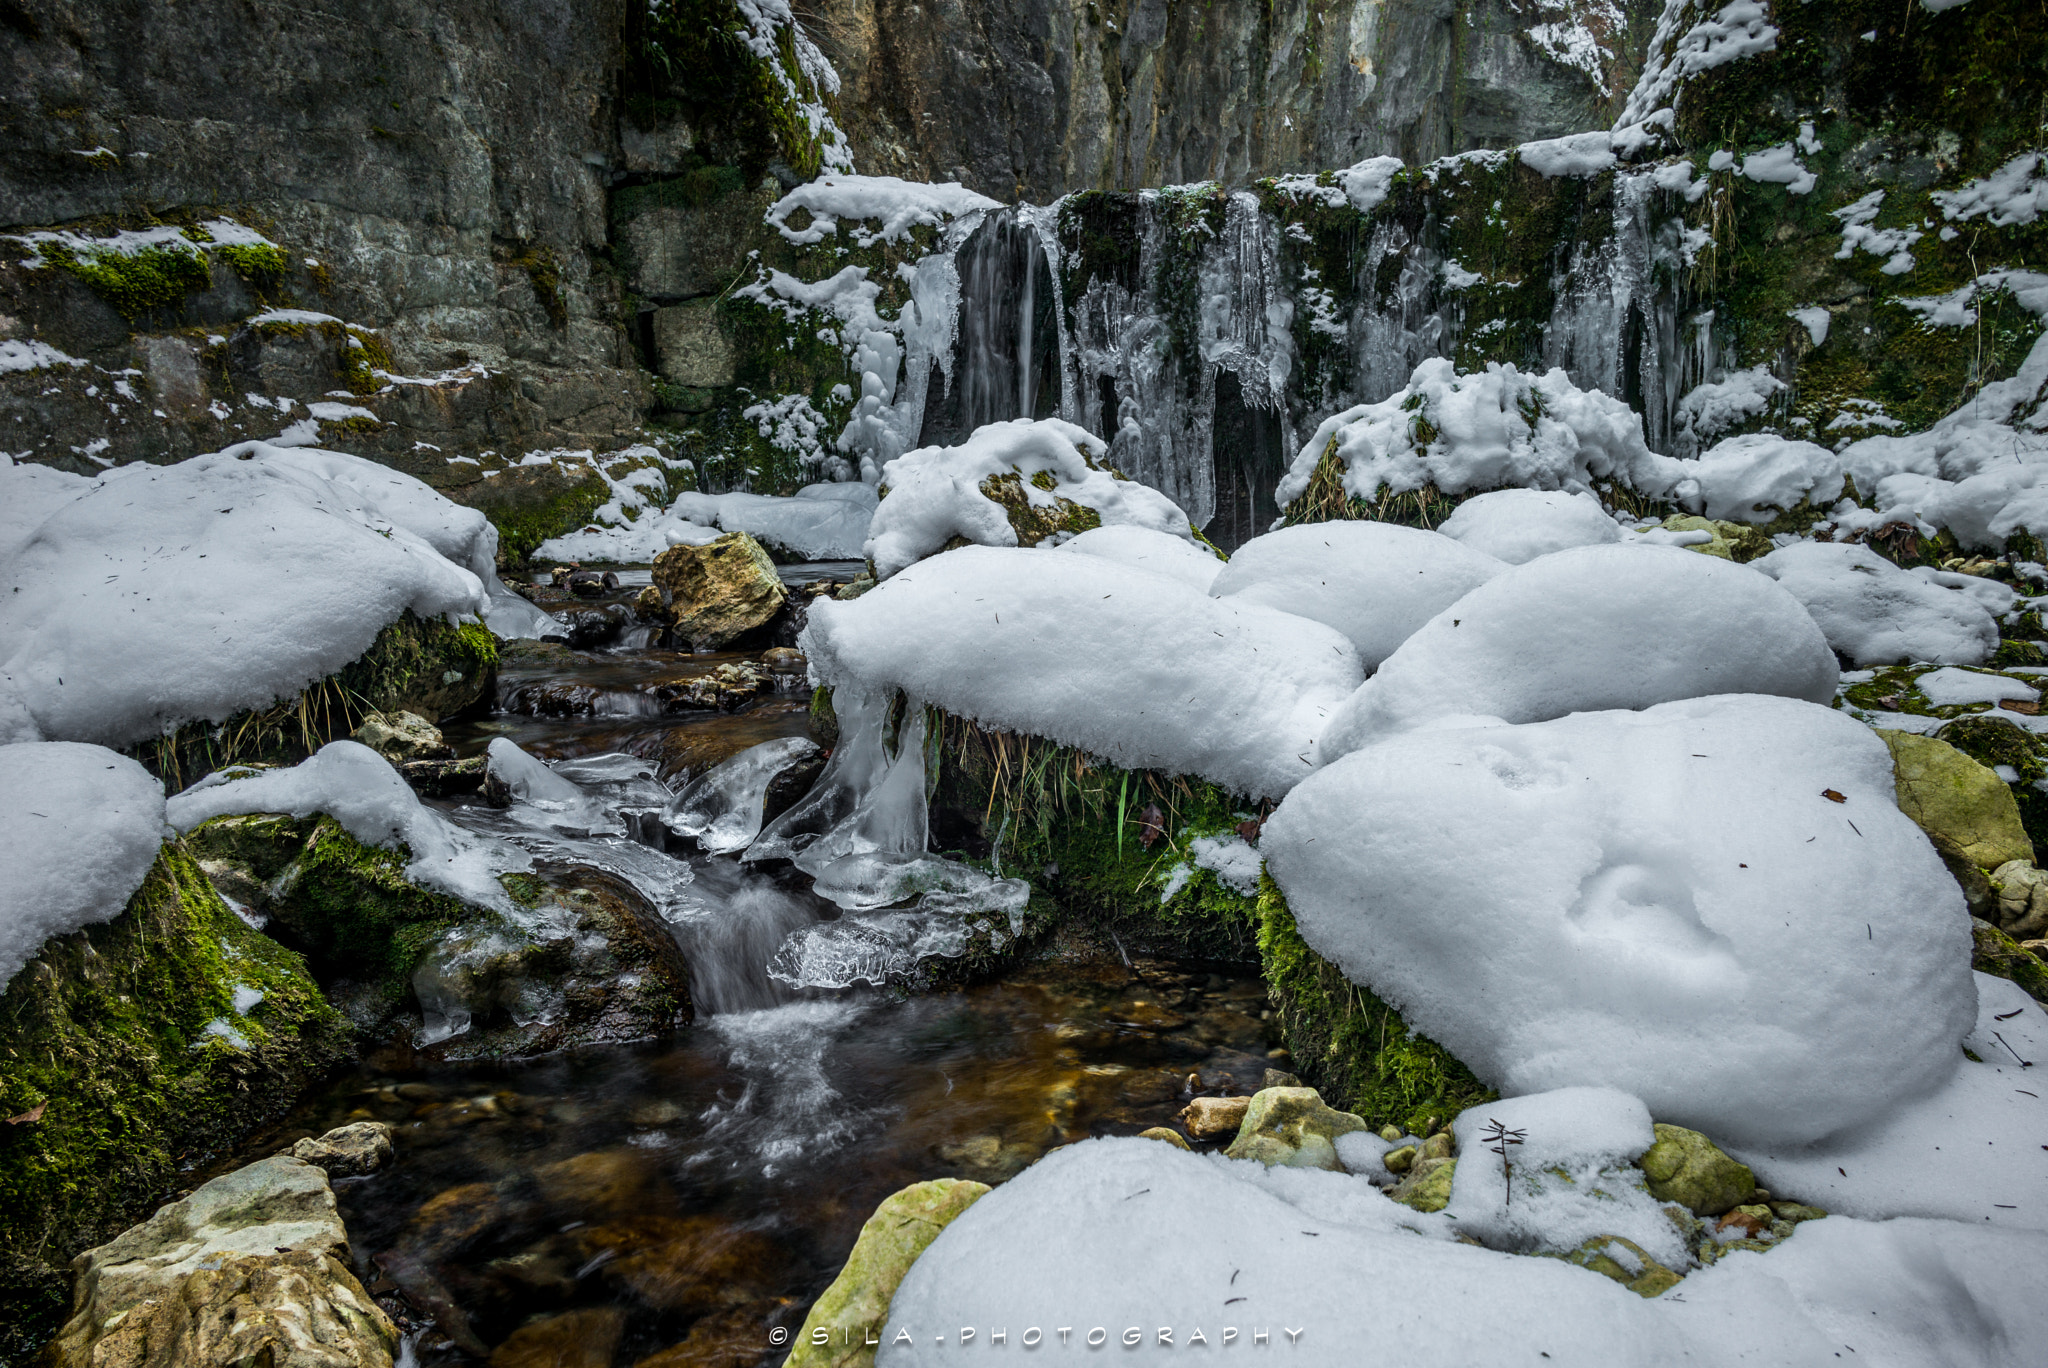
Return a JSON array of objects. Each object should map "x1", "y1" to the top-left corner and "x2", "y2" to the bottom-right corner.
[
  {"x1": 1447, "y1": 1088, "x2": 1686, "y2": 1268},
  {"x1": 1053, "y1": 524, "x2": 1225, "y2": 592},
  {"x1": 1914, "y1": 666, "x2": 2038, "y2": 708},
  {"x1": 167, "y1": 740, "x2": 526, "y2": 912},
  {"x1": 1437, "y1": 488, "x2": 1623, "y2": 564},
  {"x1": 801, "y1": 546, "x2": 1362, "y2": 800},
  {"x1": 1666, "y1": 433, "x2": 1844, "y2": 523},
  {"x1": 1732, "y1": 973, "x2": 2048, "y2": 1232},
  {"x1": 667, "y1": 484, "x2": 877, "y2": 561},
  {"x1": 0, "y1": 742, "x2": 168, "y2": 989},
  {"x1": 1317, "y1": 543, "x2": 1838, "y2": 759},
  {"x1": 1752, "y1": 541, "x2": 1999, "y2": 667},
  {"x1": 1, "y1": 444, "x2": 552, "y2": 748},
  {"x1": 880, "y1": 1134, "x2": 2048, "y2": 1366},
  {"x1": 1210, "y1": 523, "x2": 1506, "y2": 669},
  {"x1": 867, "y1": 419, "x2": 1196, "y2": 580},
  {"x1": 1277, "y1": 359, "x2": 1672, "y2": 512},
  {"x1": 1266, "y1": 695, "x2": 1976, "y2": 1147}
]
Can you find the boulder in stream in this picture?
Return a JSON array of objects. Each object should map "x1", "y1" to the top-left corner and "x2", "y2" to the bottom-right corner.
[
  {"x1": 651, "y1": 532, "x2": 787, "y2": 649},
  {"x1": 786, "y1": 1179, "x2": 989, "y2": 1368}
]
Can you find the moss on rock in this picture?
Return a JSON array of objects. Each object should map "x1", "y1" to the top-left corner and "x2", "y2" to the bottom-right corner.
[{"x1": 0, "y1": 844, "x2": 350, "y2": 1361}]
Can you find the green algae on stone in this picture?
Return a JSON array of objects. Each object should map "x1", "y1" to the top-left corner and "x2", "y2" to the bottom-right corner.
[
  {"x1": 1971, "y1": 918, "x2": 2048, "y2": 1005},
  {"x1": 1639, "y1": 1124, "x2": 1756, "y2": 1217},
  {"x1": 0, "y1": 844, "x2": 350, "y2": 1362},
  {"x1": 1553, "y1": 1235, "x2": 1684, "y2": 1299},
  {"x1": 1882, "y1": 730, "x2": 2035, "y2": 871},
  {"x1": 786, "y1": 1179, "x2": 990, "y2": 1368},
  {"x1": 1223, "y1": 1086, "x2": 1369, "y2": 1170},
  {"x1": 1390, "y1": 1157, "x2": 1457, "y2": 1213},
  {"x1": 1658, "y1": 515, "x2": 1773, "y2": 564}
]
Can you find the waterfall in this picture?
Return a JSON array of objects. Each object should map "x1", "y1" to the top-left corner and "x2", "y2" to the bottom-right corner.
[{"x1": 918, "y1": 209, "x2": 1059, "y2": 448}]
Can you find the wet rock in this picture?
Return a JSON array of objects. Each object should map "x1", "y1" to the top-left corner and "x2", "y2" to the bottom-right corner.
[
  {"x1": 557, "y1": 604, "x2": 631, "y2": 650},
  {"x1": 649, "y1": 661, "x2": 769, "y2": 711},
  {"x1": 396, "y1": 754, "x2": 488, "y2": 797},
  {"x1": 633, "y1": 1305, "x2": 771, "y2": 1368},
  {"x1": 1222, "y1": 1086, "x2": 1369, "y2": 1170},
  {"x1": 635, "y1": 584, "x2": 668, "y2": 622},
  {"x1": 1716, "y1": 1204, "x2": 1773, "y2": 1239},
  {"x1": 1883, "y1": 730, "x2": 2034, "y2": 872},
  {"x1": 1178, "y1": 1095, "x2": 1250, "y2": 1140},
  {"x1": 1261, "y1": 1067, "x2": 1302, "y2": 1090},
  {"x1": 1554, "y1": 1235, "x2": 1682, "y2": 1298},
  {"x1": 1138, "y1": 1127, "x2": 1191, "y2": 1149},
  {"x1": 1389, "y1": 1157, "x2": 1456, "y2": 1212},
  {"x1": 1992, "y1": 859, "x2": 2048, "y2": 938},
  {"x1": 762, "y1": 646, "x2": 807, "y2": 675},
  {"x1": 286, "y1": 1121, "x2": 396, "y2": 1177},
  {"x1": 652, "y1": 533, "x2": 787, "y2": 649},
  {"x1": 785, "y1": 1180, "x2": 989, "y2": 1368},
  {"x1": 533, "y1": 1149, "x2": 663, "y2": 1217},
  {"x1": 52, "y1": 1155, "x2": 396, "y2": 1368},
  {"x1": 351, "y1": 710, "x2": 452, "y2": 761},
  {"x1": 583, "y1": 1214, "x2": 781, "y2": 1314},
  {"x1": 489, "y1": 1306, "x2": 625, "y2": 1368},
  {"x1": 1639, "y1": 1123, "x2": 1756, "y2": 1216}
]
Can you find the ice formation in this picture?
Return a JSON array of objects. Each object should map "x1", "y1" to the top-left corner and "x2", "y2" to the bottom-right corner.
[
  {"x1": 1266, "y1": 695, "x2": 1977, "y2": 1147},
  {"x1": 1209, "y1": 523, "x2": 1506, "y2": 668},
  {"x1": 1436, "y1": 488, "x2": 1624, "y2": 563},
  {"x1": 672, "y1": 484, "x2": 878, "y2": 561},
  {"x1": 1751, "y1": 541, "x2": 2001, "y2": 666},
  {"x1": 1317, "y1": 543, "x2": 1838, "y2": 759},
  {"x1": 802, "y1": 546, "x2": 1363, "y2": 799},
  {"x1": 880, "y1": 1135, "x2": 2048, "y2": 1366},
  {"x1": 0, "y1": 742, "x2": 168, "y2": 989},
  {"x1": 0, "y1": 443, "x2": 551, "y2": 748},
  {"x1": 866, "y1": 418, "x2": 1195, "y2": 579},
  {"x1": 1052, "y1": 524, "x2": 1226, "y2": 592},
  {"x1": 665, "y1": 736, "x2": 823, "y2": 854},
  {"x1": 167, "y1": 740, "x2": 527, "y2": 912}
]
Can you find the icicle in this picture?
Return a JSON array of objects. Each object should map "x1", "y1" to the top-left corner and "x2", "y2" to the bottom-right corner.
[{"x1": 664, "y1": 736, "x2": 823, "y2": 855}]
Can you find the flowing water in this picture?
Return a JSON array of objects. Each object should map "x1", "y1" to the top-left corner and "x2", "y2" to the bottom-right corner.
[{"x1": 221, "y1": 568, "x2": 1282, "y2": 1367}]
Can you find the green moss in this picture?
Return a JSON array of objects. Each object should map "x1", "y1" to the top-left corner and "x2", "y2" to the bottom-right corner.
[
  {"x1": 1935, "y1": 714, "x2": 2048, "y2": 856},
  {"x1": 1972, "y1": 918, "x2": 2048, "y2": 1004},
  {"x1": 337, "y1": 325, "x2": 395, "y2": 397},
  {"x1": 215, "y1": 241, "x2": 290, "y2": 290},
  {"x1": 510, "y1": 243, "x2": 569, "y2": 330},
  {"x1": 1250, "y1": 877, "x2": 1494, "y2": 1134},
  {"x1": 139, "y1": 610, "x2": 498, "y2": 789},
  {"x1": 0, "y1": 844, "x2": 350, "y2": 1360},
  {"x1": 45, "y1": 241, "x2": 212, "y2": 318}
]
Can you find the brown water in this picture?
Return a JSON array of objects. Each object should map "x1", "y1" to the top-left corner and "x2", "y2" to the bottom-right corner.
[{"x1": 231, "y1": 570, "x2": 1282, "y2": 1368}]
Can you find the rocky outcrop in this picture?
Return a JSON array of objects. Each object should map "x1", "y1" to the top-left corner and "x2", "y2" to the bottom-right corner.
[{"x1": 49, "y1": 1155, "x2": 396, "y2": 1368}]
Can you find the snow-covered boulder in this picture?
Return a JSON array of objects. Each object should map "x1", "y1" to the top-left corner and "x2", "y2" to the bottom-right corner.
[
  {"x1": 1316, "y1": 543, "x2": 1838, "y2": 759},
  {"x1": 1751, "y1": 540, "x2": 2001, "y2": 666},
  {"x1": 1436, "y1": 488, "x2": 1623, "y2": 563},
  {"x1": 1265, "y1": 694, "x2": 1977, "y2": 1147},
  {"x1": 801, "y1": 546, "x2": 1362, "y2": 799},
  {"x1": 1052, "y1": 524, "x2": 1225, "y2": 592},
  {"x1": 1276, "y1": 358, "x2": 1675, "y2": 512},
  {"x1": 0, "y1": 742, "x2": 168, "y2": 989},
  {"x1": 0, "y1": 444, "x2": 551, "y2": 748},
  {"x1": 1664, "y1": 433, "x2": 1846, "y2": 524},
  {"x1": 1209, "y1": 522, "x2": 1506, "y2": 668},
  {"x1": 867, "y1": 419, "x2": 1196, "y2": 580}
]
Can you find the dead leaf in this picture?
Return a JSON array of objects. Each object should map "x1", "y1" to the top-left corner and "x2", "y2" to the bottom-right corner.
[
  {"x1": 1137, "y1": 804, "x2": 1166, "y2": 849},
  {"x1": 1822, "y1": 789, "x2": 1847, "y2": 804},
  {"x1": 5, "y1": 1101, "x2": 47, "y2": 1125},
  {"x1": 2001, "y1": 699, "x2": 2041, "y2": 716},
  {"x1": 1236, "y1": 816, "x2": 1263, "y2": 843}
]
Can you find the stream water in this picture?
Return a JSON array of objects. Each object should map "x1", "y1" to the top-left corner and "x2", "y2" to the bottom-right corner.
[{"x1": 223, "y1": 567, "x2": 1283, "y2": 1368}]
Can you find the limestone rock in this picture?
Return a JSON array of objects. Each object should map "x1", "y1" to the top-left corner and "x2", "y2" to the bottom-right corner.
[
  {"x1": 1884, "y1": 730, "x2": 2034, "y2": 871},
  {"x1": 785, "y1": 1179, "x2": 989, "y2": 1368},
  {"x1": 1179, "y1": 1095, "x2": 1250, "y2": 1140},
  {"x1": 1658, "y1": 515, "x2": 1771, "y2": 563},
  {"x1": 1222, "y1": 1086, "x2": 1369, "y2": 1170},
  {"x1": 1554, "y1": 1235, "x2": 1683, "y2": 1298},
  {"x1": 350, "y1": 710, "x2": 450, "y2": 762},
  {"x1": 650, "y1": 300, "x2": 735, "y2": 389},
  {"x1": 52, "y1": 1155, "x2": 396, "y2": 1368},
  {"x1": 1992, "y1": 860, "x2": 2048, "y2": 938},
  {"x1": 1639, "y1": 1123, "x2": 1755, "y2": 1216},
  {"x1": 652, "y1": 533, "x2": 787, "y2": 650},
  {"x1": 1138, "y1": 1127, "x2": 1191, "y2": 1150},
  {"x1": 286, "y1": 1122, "x2": 396, "y2": 1178},
  {"x1": 1390, "y1": 1157, "x2": 1456, "y2": 1212}
]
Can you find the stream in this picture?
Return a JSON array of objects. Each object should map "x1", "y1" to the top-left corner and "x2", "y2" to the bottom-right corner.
[{"x1": 222, "y1": 564, "x2": 1284, "y2": 1368}]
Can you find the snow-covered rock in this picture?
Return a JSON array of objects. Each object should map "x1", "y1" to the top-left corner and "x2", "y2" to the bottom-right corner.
[
  {"x1": 1436, "y1": 488, "x2": 1624, "y2": 563},
  {"x1": 1316, "y1": 543, "x2": 1838, "y2": 759},
  {"x1": 1265, "y1": 694, "x2": 1976, "y2": 1147},
  {"x1": 801, "y1": 546, "x2": 1362, "y2": 799},
  {"x1": 1, "y1": 443, "x2": 551, "y2": 748},
  {"x1": 673, "y1": 484, "x2": 877, "y2": 561},
  {"x1": 1209, "y1": 522, "x2": 1506, "y2": 668},
  {"x1": 1665, "y1": 433, "x2": 1845, "y2": 523},
  {"x1": 867, "y1": 419, "x2": 1195, "y2": 580},
  {"x1": 0, "y1": 742, "x2": 168, "y2": 989},
  {"x1": 1053, "y1": 524, "x2": 1225, "y2": 592},
  {"x1": 1277, "y1": 359, "x2": 1674, "y2": 511},
  {"x1": 1752, "y1": 540, "x2": 2000, "y2": 666}
]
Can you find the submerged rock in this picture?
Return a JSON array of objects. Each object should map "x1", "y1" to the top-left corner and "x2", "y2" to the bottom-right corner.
[
  {"x1": 1639, "y1": 1124, "x2": 1755, "y2": 1217},
  {"x1": 285, "y1": 1121, "x2": 395, "y2": 1178},
  {"x1": 490, "y1": 1306, "x2": 624, "y2": 1368},
  {"x1": 651, "y1": 532, "x2": 787, "y2": 649},
  {"x1": 50, "y1": 1155, "x2": 396, "y2": 1368},
  {"x1": 1222, "y1": 1086, "x2": 1369, "y2": 1170},
  {"x1": 786, "y1": 1179, "x2": 989, "y2": 1368}
]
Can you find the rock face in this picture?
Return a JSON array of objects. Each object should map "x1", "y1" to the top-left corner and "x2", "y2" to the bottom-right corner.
[
  {"x1": 1884, "y1": 731, "x2": 2035, "y2": 872},
  {"x1": 51, "y1": 1155, "x2": 397, "y2": 1368},
  {"x1": 1222, "y1": 1086, "x2": 1369, "y2": 1170},
  {"x1": 786, "y1": 1179, "x2": 990, "y2": 1368},
  {"x1": 1639, "y1": 1124, "x2": 1756, "y2": 1217},
  {"x1": 651, "y1": 533, "x2": 789, "y2": 649}
]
